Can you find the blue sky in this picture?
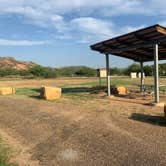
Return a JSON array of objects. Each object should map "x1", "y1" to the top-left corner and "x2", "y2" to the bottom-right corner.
[{"x1": 0, "y1": 0, "x2": 166, "y2": 68}]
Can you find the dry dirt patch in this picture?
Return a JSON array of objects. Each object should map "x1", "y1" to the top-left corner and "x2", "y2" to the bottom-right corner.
[
  {"x1": 0, "y1": 89, "x2": 165, "y2": 165},
  {"x1": 0, "y1": 76, "x2": 166, "y2": 166}
]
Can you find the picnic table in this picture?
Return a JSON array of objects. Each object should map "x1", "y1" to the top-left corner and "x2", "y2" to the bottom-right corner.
[{"x1": 134, "y1": 84, "x2": 165, "y2": 95}]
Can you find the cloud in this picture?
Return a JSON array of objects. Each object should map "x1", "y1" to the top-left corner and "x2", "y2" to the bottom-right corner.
[
  {"x1": 158, "y1": 21, "x2": 166, "y2": 27},
  {"x1": 0, "y1": 0, "x2": 165, "y2": 44},
  {"x1": 71, "y1": 17, "x2": 114, "y2": 37},
  {"x1": 0, "y1": 39, "x2": 50, "y2": 46},
  {"x1": 0, "y1": 1, "x2": 67, "y2": 31},
  {"x1": 0, "y1": 0, "x2": 166, "y2": 32},
  {"x1": 69, "y1": 17, "x2": 146, "y2": 43},
  {"x1": 1, "y1": 0, "x2": 166, "y2": 18},
  {"x1": 121, "y1": 25, "x2": 146, "y2": 34}
]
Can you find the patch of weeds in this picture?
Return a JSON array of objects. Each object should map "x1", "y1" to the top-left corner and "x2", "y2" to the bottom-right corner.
[
  {"x1": 78, "y1": 78, "x2": 141, "y2": 87},
  {"x1": 160, "y1": 86, "x2": 166, "y2": 93},
  {"x1": 64, "y1": 92, "x2": 96, "y2": 101},
  {"x1": 15, "y1": 87, "x2": 40, "y2": 98},
  {"x1": 79, "y1": 81, "x2": 102, "y2": 87},
  {"x1": 0, "y1": 137, "x2": 18, "y2": 166}
]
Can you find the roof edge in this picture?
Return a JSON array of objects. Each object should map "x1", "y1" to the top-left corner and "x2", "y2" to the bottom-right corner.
[{"x1": 90, "y1": 24, "x2": 166, "y2": 49}]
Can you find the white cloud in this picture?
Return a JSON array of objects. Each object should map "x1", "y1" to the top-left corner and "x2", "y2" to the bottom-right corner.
[
  {"x1": 0, "y1": 1, "x2": 67, "y2": 31},
  {"x1": 0, "y1": 0, "x2": 165, "y2": 32},
  {"x1": 69, "y1": 17, "x2": 146, "y2": 43},
  {"x1": 0, "y1": 39, "x2": 49, "y2": 46},
  {"x1": 0, "y1": 0, "x2": 166, "y2": 44},
  {"x1": 158, "y1": 21, "x2": 166, "y2": 27},
  {"x1": 1, "y1": 0, "x2": 166, "y2": 17},
  {"x1": 121, "y1": 25, "x2": 146, "y2": 34},
  {"x1": 71, "y1": 17, "x2": 114, "y2": 37}
]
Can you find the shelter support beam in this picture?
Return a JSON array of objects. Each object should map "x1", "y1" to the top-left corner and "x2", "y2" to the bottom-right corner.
[
  {"x1": 105, "y1": 54, "x2": 111, "y2": 96},
  {"x1": 154, "y1": 44, "x2": 159, "y2": 103},
  {"x1": 140, "y1": 62, "x2": 144, "y2": 93}
]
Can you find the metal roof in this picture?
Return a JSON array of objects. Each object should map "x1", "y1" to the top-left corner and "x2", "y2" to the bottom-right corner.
[{"x1": 90, "y1": 24, "x2": 166, "y2": 62}]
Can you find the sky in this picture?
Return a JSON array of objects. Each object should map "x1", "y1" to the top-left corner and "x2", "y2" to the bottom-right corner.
[{"x1": 0, "y1": 0, "x2": 166, "y2": 68}]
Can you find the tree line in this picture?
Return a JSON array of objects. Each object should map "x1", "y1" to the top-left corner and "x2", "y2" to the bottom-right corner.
[
  {"x1": 0, "y1": 63, "x2": 165, "y2": 78},
  {"x1": 0, "y1": 65, "x2": 96, "y2": 78},
  {"x1": 119, "y1": 63, "x2": 166, "y2": 76}
]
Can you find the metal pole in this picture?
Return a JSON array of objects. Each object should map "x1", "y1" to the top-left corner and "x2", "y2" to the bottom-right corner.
[
  {"x1": 154, "y1": 44, "x2": 159, "y2": 103},
  {"x1": 140, "y1": 61, "x2": 144, "y2": 93},
  {"x1": 105, "y1": 54, "x2": 111, "y2": 96}
]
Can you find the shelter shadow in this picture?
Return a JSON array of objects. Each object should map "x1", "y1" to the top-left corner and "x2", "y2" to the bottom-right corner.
[
  {"x1": 62, "y1": 87, "x2": 94, "y2": 94},
  {"x1": 130, "y1": 113, "x2": 166, "y2": 127}
]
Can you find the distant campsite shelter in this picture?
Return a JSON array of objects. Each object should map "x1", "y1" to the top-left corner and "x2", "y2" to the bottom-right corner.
[{"x1": 90, "y1": 24, "x2": 166, "y2": 104}]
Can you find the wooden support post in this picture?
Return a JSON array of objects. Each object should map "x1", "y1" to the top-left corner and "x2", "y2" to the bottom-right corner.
[
  {"x1": 154, "y1": 44, "x2": 159, "y2": 103},
  {"x1": 105, "y1": 54, "x2": 110, "y2": 96},
  {"x1": 140, "y1": 61, "x2": 144, "y2": 93}
]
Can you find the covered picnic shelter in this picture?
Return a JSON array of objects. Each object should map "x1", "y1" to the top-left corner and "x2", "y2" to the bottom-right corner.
[{"x1": 90, "y1": 24, "x2": 166, "y2": 104}]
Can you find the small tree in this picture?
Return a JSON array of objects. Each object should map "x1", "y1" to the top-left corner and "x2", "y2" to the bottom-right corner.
[
  {"x1": 75, "y1": 67, "x2": 96, "y2": 77},
  {"x1": 125, "y1": 63, "x2": 141, "y2": 75},
  {"x1": 29, "y1": 65, "x2": 45, "y2": 77},
  {"x1": 143, "y1": 65, "x2": 153, "y2": 76}
]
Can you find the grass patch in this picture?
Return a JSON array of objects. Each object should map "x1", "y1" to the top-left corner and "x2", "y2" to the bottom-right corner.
[
  {"x1": 0, "y1": 137, "x2": 18, "y2": 166},
  {"x1": 79, "y1": 78, "x2": 140, "y2": 87},
  {"x1": 14, "y1": 86, "x2": 97, "y2": 102},
  {"x1": 160, "y1": 86, "x2": 166, "y2": 93},
  {"x1": 63, "y1": 92, "x2": 96, "y2": 101},
  {"x1": 12, "y1": 77, "x2": 166, "y2": 100},
  {"x1": 15, "y1": 87, "x2": 40, "y2": 98}
]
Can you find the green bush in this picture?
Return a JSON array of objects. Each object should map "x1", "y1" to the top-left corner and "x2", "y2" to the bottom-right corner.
[
  {"x1": 0, "y1": 63, "x2": 165, "y2": 78},
  {"x1": 111, "y1": 67, "x2": 125, "y2": 75},
  {"x1": 143, "y1": 65, "x2": 153, "y2": 76},
  {"x1": 75, "y1": 67, "x2": 96, "y2": 77},
  {"x1": 57, "y1": 66, "x2": 96, "y2": 77},
  {"x1": 125, "y1": 63, "x2": 141, "y2": 75},
  {"x1": 29, "y1": 65, "x2": 57, "y2": 78}
]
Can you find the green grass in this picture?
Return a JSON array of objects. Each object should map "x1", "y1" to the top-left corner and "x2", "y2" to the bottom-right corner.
[
  {"x1": 160, "y1": 86, "x2": 166, "y2": 93},
  {"x1": 79, "y1": 77, "x2": 141, "y2": 87},
  {"x1": 13, "y1": 77, "x2": 166, "y2": 100},
  {"x1": 15, "y1": 87, "x2": 40, "y2": 98},
  {"x1": 0, "y1": 138, "x2": 18, "y2": 166},
  {"x1": 14, "y1": 86, "x2": 96, "y2": 101}
]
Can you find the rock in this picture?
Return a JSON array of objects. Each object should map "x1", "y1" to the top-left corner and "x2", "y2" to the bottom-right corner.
[
  {"x1": 111, "y1": 86, "x2": 127, "y2": 95},
  {"x1": 40, "y1": 86, "x2": 61, "y2": 100},
  {"x1": 0, "y1": 87, "x2": 15, "y2": 95},
  {"x1": 117, "y1": 86, "x2": 127, "y2": 95}
]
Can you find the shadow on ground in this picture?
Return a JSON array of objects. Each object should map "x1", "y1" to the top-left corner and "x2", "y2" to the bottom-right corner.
[
  {"x1": 30, "y1": 88, "x2": 41, "y2": 93},
  {"x1": 110, "y1": 96, "x2": 152, "y2": 106},
  {"x1": 62, "y1": 87, "x2": 92, "y2": 93},
  {"x1": 62, "y1": 87, "x2": 104, "y2": 94},
  {"x1": 130, "y1": 113, "x2": 166, "y2": 127},
  {"x1": 29, "y1": 88, "x2": 42, "y2": 99}
]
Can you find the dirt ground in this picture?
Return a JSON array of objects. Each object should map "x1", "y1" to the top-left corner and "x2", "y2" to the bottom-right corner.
[{"x1": 0, "y1": 78, "x2": 166, "y2": 166}]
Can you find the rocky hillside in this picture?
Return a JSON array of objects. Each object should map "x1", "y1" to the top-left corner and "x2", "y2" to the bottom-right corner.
[{"x1": 0, "y1": 57, "x2": 36, "y2": 70}]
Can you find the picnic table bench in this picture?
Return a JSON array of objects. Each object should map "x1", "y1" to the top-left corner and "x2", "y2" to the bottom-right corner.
[{"x1": 134, "y1": 84, "x2": 165, "y2": 96}]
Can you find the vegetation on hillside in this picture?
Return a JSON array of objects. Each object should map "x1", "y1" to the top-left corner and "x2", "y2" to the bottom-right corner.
[
  {"x1": 0, "y1": 65, "x2": 96, "y2": 78},
  {"x1": 0, "y1": 62, "x2": 166, "y2": 78}
]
